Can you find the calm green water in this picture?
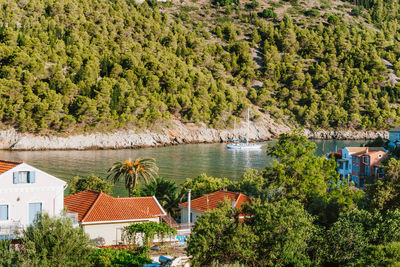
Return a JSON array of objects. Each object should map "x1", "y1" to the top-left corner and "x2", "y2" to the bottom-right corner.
[{"x1": 0, "y1": 140, "x2": 364, "y2": 196}]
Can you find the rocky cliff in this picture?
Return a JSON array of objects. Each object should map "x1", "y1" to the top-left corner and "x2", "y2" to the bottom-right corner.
[{"x1": 0, "y1": 115, "x2": 388, "y2": 150}]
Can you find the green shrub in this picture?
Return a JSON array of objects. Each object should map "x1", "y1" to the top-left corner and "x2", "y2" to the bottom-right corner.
[
  {"x1": 304, "y1": 8, "x2": 321, "y2": 17},
  {"x1": 351, "y1": 7, "x2": 362, "y2": 17},
  {"x1": 212, "y1": 0, "x2": 238, "y2": 6},
  {"x1": 246, "y1": 0, "x2": 259, "y2": 9},
  {"x1": 90, "y1": 248, "x2": 152, "y2": 267},
  {"x1": 260, "y1": 8, "x2": 277, "y2": 18},
  {"x1": 327, "y1": 14, "x2": 340, "y2": 24}
]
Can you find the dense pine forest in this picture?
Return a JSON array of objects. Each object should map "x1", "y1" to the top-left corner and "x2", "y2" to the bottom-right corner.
[{"x1": 1, "y1": 0, "x2": 400, "y2": 133}]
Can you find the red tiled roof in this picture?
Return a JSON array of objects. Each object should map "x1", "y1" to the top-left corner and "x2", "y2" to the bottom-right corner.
[
  {"x1": 179, "y1": 190, "x2": 251, "y2": 212},
  {"x1": 0, "y1": 160, "x2": 22, "y2": 175},
  {"x1": 64, "y1": 190, "x2": 100, "y2": 222},
  {"x1": 64, "y1": 190, "x2": 165, "y2": 223},
  {"x1": 366, "y1": 150, "x2": 387, "y2": 156}
]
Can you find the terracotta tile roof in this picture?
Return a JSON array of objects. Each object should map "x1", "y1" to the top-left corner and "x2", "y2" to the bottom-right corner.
[
  {"x1": 179, "y1": 190, "x2": 251, "y2": 212},
  {"x1": 366, "y1": 150, "x2": 387, "y2": 156},
  {"x1": 0, "y1": 160, "x2": 22, "y2": 175},
  {"x1": 64, "y1": 190, "x2": 100, "y2": 222},
  {"x1": 64, "y1": 190, "x2": 166, "y2": 223},
  {"x1": 346, "y1": 147, "x2": 385, "y2": 153}
]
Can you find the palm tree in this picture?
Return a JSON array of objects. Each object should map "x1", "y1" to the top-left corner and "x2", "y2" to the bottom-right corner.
[
  {"x1": 139, "y1": 177, "x2": 185, "y2": 218},
  {"x1": 107, "y1": 157, "x2": 158, "y2": 197}
]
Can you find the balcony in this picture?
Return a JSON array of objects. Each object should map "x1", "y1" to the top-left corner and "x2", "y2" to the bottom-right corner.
[{"x1": 0, "y1": 222, "x2": 24, "y2": 239}]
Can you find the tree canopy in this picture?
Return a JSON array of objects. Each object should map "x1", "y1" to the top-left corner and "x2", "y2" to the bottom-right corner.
[
  {"x1": 69, "y1": 174, "x2": 113, "y2": 195},
  {"x1": 0, "y1": 0, "x2": 399, "y2": 133}
]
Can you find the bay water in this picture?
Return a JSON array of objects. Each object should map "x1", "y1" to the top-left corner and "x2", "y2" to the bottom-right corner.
[{"x1": 0, "y1": 140, "x2": 364, "y2": 196}]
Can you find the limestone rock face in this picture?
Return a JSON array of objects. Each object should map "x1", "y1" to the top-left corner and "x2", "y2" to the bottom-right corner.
[{"x1": 0, "y1": 115, "x2": 388, "y2": 150}]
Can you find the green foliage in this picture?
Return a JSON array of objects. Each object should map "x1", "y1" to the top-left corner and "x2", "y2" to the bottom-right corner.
[
  {"x1": 108, "y1": 158, "x2": 158, "y2": 197},
  {"x1": 246, "y1": 0, "x2": 259, "y2": 10},
  {"x1": 138, "y1": 176, "x2": 185, "y2": 217},
  {"x1": 230, "y1": 169, "x2": 266, "y2": 198},
  {"x1": 122, "y1": 222, "x2": 176, "y2": 247},
  {"x1": 365, "y1": 157, "x2": 400, "y2": 211},
  {"x1": 186, "y1": 202, "x2": 249, "y2": 266},
  {"x1": 17, "y1": 213, "x2": 94, "y2": 266},
  {"x1": 253, "y1": 14, "x2": 399, "y2": 130},
  {"x1": 260, "y1": 8, "x2": 277, "y2": 19},
  {"x1": 318, "y1": 209, "x2": 381, "y2": 265},
  {"x1": 90, "y1": 248, "x2": 151, "y2": 267},
  {"x1": 363, "y1": 136, "x2": 386, "y2": 147},
  {"x1": 181, "y1": 173, "x2": 232, "y2": 199},
  {"x1": 0, "y1": 0, "x2": 399, "y2": 133},
  {"x1": 69, "y1": 174, "x2": 113, "y2": 195},
  {"x1": 304, "y1": 8, "x2": 321, "y2": 17},
  {"x1": 264, "y1": 132, "x2": 362, "y2": 226},
  {"x1": 327, "y1": 14, "x2": 340, "y2": 25},
  {"x1": 187, "y1": 199, "x2": 315, "y2": 266},
  {"x1": 0, "y1": 0, "x2": 250, "y2": 133},
  {"x1": 264, "y1": 133, "x2": 340, "y2": 201},
  {"x1": 356, "y1": 242, "x2": 400, "y2": 266},
  {"x1": 0, "y1": 240, "x2": 16, "y2": 266},
  {"x1": 212, "y1": 0, "x2": 239, "y2": 6},
  {"x1": 243, "y1": 199, "x2": 315, "y2": 266}
]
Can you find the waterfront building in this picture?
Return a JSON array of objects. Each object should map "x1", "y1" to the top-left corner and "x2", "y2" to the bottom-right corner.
[
  {"x1": 64, "y1": 190, "x2": 166, "y2": 246},
  {"x1": 0, "y1": 160, "x2": 66, "y2": 239},
  {"x1": 351, "y1": 148, "x2": 387, "y2": 187},
  {"x1": 329, "y1": 147, "x2": 387, "y2": 187},
  {"x1": 179, "y1": 190, "x2": 250, "y2": 224}
]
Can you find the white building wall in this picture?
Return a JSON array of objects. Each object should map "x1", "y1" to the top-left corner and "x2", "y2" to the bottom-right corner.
[
  {"x1": 82, "y1": 218, "x2": 159, "y2": 246},
  {"x1": 180, "y1": 208, "x2": 203, "y2": 224},
  {"x1": 0, "y1": 163, "x2": 66, "y2": 228},
  {"x1": 341, "y1": 148, "x2": 353, "y2": 177}
]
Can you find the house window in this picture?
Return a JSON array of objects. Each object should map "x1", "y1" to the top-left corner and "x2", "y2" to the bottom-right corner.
[
  {"x1": 364, "y1": 157, "x2": 370, "y2": 164},
  {"x1": 0, "y1": 205, "x2": 8, "y2": 220},
  {"x1": 29, "y1": 203, "x2": 42, "y2": 225},
  {"x1": 13, "y1": 171, "x2": 36, "y2": 184},
  {"x1": 356, "y1": 158, "x2": 359, "y2": 163},
  {"x1": 365, "y1": 166, "x2": 370, "y2": 176}
]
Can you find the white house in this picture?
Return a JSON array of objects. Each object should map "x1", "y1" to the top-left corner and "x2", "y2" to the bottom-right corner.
[
  {"x1": 0, "y1": 160, "x2": 67, "y2": 238},
  {"x1": 64, "y1": 190, "x2": 167, "y2": 246}
]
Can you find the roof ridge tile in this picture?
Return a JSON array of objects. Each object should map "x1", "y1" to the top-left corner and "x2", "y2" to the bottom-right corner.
[{"x1": 81, "y1": 191, "x2": 102, "y2": 222}]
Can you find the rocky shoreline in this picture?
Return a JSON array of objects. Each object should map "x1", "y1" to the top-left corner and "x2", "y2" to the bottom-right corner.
[{"x1": 0, "y1": 117, "x2": 388, "y2": 150}]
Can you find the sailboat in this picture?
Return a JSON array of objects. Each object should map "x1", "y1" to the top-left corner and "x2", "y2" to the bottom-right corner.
[{"x1": 226, "y1": 108, "x2": 263, "y2": 150}]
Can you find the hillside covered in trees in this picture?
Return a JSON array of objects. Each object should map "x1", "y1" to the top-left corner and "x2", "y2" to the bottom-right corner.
[{"x1": 1, "y1": 0, "x2": 400, "y2": 133}]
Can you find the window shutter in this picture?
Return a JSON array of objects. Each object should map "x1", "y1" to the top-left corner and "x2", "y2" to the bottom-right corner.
[
  {"x1": 29, "y1": 171, "x2": 36, "y2": 183},
  {"x1": 13, "y1": 172, "x2": 18, "y2": 184}
]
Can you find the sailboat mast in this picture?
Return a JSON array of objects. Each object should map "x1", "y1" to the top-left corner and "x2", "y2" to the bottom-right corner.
[
  {"x1": 247, "y1": 108, "x2": 250, "y2": 145},
  {"x1": 234, "y1": 119, "x2": 236, "y2": 140}
]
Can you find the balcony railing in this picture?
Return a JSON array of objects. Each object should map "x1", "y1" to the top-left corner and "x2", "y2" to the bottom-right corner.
[{"x1": 0, "y1": 222, "x2": 24, "y2": 239}]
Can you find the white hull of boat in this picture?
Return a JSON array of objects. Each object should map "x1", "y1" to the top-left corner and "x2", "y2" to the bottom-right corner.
[{"x1": 226, "y1": 143, "x2": 263, "y2": 150}]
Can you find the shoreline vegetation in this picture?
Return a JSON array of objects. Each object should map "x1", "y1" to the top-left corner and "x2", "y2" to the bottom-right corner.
[{"x1": 1, "y1": 0, "x2": 400, "y2": 142}]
